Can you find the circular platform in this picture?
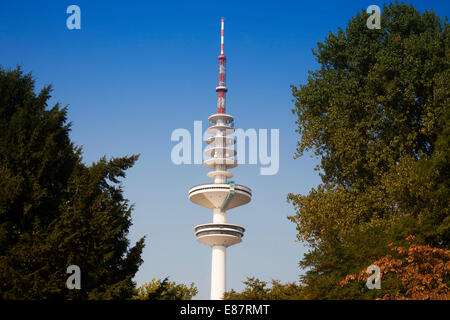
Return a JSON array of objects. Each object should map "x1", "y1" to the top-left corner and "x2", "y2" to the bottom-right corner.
[
  {"x1": 208, "y1": 124, "x2": 235, "y2": 135},
  {"x1": 194, "y1": 223, "x2": 245, "y2": 247},
  {"x1": 204, "y1": 147, "x2": 237, "y2": 158},
  {"x1": 206, "y1": 136, "x2": 236, "y2": 146},
  {"x1": 203, "y1": 157, "x2": 237, "y2": 169},
  {"x1": 207, "y1": 170, "x2": 234, "y2": 179},
  {"x1": 189, "y1": 183, "x2": 252, "y2": 210},
  {"x1": 215, "y1": 86, "x2": 228, "y2": 92},
  {"x1": 208, "y1": 113, "x2": 234, "y2": 124}
]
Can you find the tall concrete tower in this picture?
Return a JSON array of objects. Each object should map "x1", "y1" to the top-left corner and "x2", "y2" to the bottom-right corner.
[{"x1": 188, "y1": 18, "x2": 252, "y2": 300}]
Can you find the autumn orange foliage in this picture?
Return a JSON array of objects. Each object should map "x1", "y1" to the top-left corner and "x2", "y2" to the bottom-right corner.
[{"x1": 341, "y1": 236, "x2": 450, "y2": 300}]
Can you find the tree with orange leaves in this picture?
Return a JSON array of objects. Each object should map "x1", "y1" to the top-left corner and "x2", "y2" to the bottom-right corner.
[{"x1": 341, "y1": 236, "x2": 450, "y2": 300}]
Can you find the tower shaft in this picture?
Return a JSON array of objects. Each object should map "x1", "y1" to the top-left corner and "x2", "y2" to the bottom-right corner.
[{"x1": 211, "y1": 245, "x2": 226, "y2": 300}]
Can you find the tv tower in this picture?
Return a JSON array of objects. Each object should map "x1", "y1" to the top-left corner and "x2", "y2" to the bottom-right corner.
[{"x1": 188, "y1": 18, "x2": 252, "y2": 300}]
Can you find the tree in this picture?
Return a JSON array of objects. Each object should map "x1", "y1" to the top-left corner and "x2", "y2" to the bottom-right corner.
[
  {"x1": 341, "y1": 236, "x2": 450, "y2": 300},
  {"x1": 288, "y1": 2, "x2": 449, "y2": 299},
  {"x1": 224, "y1": 277, "x2": 304, "y2": 300},
  {"x1": 0, "y1": 67, "x2": 145, "y2": 299},
  {"x1": 134, "y1": 278, "x2": 198, "y2": 300}
]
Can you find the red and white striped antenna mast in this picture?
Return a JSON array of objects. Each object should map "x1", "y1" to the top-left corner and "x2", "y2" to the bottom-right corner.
[{"x1": 216, "y1": 18, "x2": 227, "y2": 114}]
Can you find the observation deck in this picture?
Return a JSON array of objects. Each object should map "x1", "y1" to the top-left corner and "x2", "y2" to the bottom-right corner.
[
  {"x1": 188, "y1": 183, "x2": 252, "y2": 210},
  {"x1": 194, "y1": 223, "x2": 245, "y2": 247}
]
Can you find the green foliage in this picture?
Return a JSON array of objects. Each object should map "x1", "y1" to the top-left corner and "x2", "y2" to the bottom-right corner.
[
  {"x1": 0, "y1": 66, "x2": 145, "y2": 299},
  {"x1": 224, "y1": 277, "x2": 304, "y2": 300},
  {"x1": 288, "y1": 2, "x2": 449, "y2": 299},
  {"x1": 134, "y1": 278, "x2": 198, "y2": 300}
]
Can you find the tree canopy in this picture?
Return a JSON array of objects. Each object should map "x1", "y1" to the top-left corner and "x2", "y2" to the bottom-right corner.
[
  {"x1": 287, "y1": 2, "x2": 449, "y2": 299},
  {"x1": 224, "y1": 277, "x2": 304, "y2": 300},
  {"x1": 0, "y1": 67, "x2": 145, "y2": 299},
  {"x1": 226, "y1": 2, "x2": 449, "y2": 300},
  {"x1": 134, "y1": 278, "x2": 198, "y2": 300}
]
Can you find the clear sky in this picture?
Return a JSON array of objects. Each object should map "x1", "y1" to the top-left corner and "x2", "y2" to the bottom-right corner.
[{"x1": 1, "y1": 0, "x2": 448, "y2": 299}]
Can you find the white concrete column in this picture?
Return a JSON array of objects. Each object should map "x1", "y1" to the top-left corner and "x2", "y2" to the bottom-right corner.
[
  {"x1": 210, "y1": 245, "x2": 226, "y2": 300},
  {"x1": 214, "y1": 164, "x2": 226, "y2": 183},
  {"x1": 213, "y1": 208, "x2": 226, "y2": 223}
]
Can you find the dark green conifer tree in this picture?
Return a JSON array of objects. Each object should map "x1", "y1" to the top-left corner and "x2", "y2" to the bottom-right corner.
[{"x1": 0, "y1": 67, "x2": 145, "y2": 299}]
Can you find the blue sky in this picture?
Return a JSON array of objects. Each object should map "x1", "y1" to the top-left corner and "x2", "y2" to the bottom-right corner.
[{"x1": 1, "y1": 0, "x2": 448, "y2": 299}]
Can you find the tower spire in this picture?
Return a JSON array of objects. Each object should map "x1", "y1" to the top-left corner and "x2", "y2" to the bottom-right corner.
[{"x1": 221, "y1": 17, "x2": 224, "y2": 55}]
